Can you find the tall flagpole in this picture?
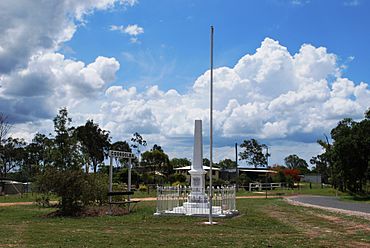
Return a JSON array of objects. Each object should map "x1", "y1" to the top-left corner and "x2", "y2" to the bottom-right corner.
[{"x1": 209, "y1": 25, "x2": 214, "y2": 225}]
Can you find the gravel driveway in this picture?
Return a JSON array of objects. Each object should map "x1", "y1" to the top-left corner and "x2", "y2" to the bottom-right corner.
[{"x1": 288, "y1": 195, "x2": 370, "y2": 214}]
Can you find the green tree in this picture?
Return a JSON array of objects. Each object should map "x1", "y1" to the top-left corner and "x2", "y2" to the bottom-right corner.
[
  {"x1": 31, "y1": 133, "x2": 54, "y2": 170},
  {"x1": 239, "y1": 139, "x2": 269, "y2": 168},
  {"x1": 111, "y1": 141, "x2": 131, "y2": 152},
  {"x1": 141, "y1": 146, "x2": 172, "y2": 178},
  {"x1": 330, "y1": 116, "x2": 370, "y2": 193},
  {"x1": 316, "y1": 109, "x2": 370, "y2": 193},
  {"x1": 75, "y1": 120, "x2": 111, "y2": 173},
  {"x1": 203, "y1": 158, "x2": 210, "y2": 167},
  {"x1": 130, "y1": 132, "x2": 147, "y2": 163},
  {"x1": 0, "y1": 113, "x2": 12, "y2": 146},
  {"x1": 0, "y1": 137, "x2": 27, "y2": 178},
  {"x1": 310, "y1": 154, "x2": 329, "y2": 183},
  {"x1": 284, "y1": 154, "x2": 309, "y2": 174},
  {"x1": 218, "y1": 158, "x2": 236, "y2": 170},
  {"x1": 171, "y1": 158, "x2": 191, "y2": 168},
  {"x1": 151, "y1": 144, "x2": 163, "y2": 152},
  {"x1": 52, "y1": 108, "x2": 82, "y2": 170}
]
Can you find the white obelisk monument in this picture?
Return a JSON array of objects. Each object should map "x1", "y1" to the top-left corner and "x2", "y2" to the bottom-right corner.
[{"x1": 185, "y1": 120, "x2": 208, "y2": 207}]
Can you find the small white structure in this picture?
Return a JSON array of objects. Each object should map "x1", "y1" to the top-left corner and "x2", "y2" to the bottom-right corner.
[{"x1": 155, "y1": 120, "x2": 238, "y2": 217}]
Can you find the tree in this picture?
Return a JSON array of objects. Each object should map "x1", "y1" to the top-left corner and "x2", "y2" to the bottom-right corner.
[
  {"x1": 330, "y1": 116, "x2": 370, "y2": 193},
  {"x1": 75, "y1": 120, "x2": 111, "y2": 173},
  {"x1": 141, "y1": 147, "x2": 171, "y2": 178},
  {"x1": 218, "y1": 158, "x2": 236, "y2": 170},
  {"x1": 31, "y1": 133, "x2": 54, "y2": 170},
  {"x1": 130, "y1": 132, "x2": 147, "y2": 162},
  {"x1": 239, "y1": 139, "x2": 269, "y2": 168},
  {"x1": 0, "y1": 113, "x2": 12, "y2": 146},
  {"x1": 310, "y1": 154, "x2": 329, "y2": 183},
  {"x1": 0, "y1": 113, "x2": 12, "y2": 175},
  {"x1": 284, "y1": 154, "x2": 309, "y2": 174},
  {"x1": 0, "y1": 137, "x2": 26, "y2": 178},
  {"x1": 316, "y1": 110, "x2": 370, "y2": 193},
  {"x1": 171, "y1": 158, "x2": 191, "y2": 168},
  {"x1": 111, "y1": 141, "x2": 131, "y2": 152},
  {"x1": 203, "y1": 158, "x2": 210, "y2": 167},
  {"x1": 52, "y1": 108, "x2": 82, "y2": 170},
  {"x1": 151, "y1": 144, "x2": 163, "y2": 152}
]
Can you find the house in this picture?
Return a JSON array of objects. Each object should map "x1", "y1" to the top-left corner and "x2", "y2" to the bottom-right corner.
[{"x1": 173, "y1": 166, "x2": 220, "y2": 181}]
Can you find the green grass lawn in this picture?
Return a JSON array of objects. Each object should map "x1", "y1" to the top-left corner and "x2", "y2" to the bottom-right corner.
[
  {"x1": 237, "y1": 182, "x2": 344, "y2": 196},
  {"x1": 0, "y1": 190, "x2": 156, "y2": 204},
  {"x1": 0, "y1": 198, "x2": 369, "y2": 247},
  {"x1": 2, "y1": 183, "x2": 369, "y2": 205},
  {"x1": 0, "y1": 193, "x2": 45, "y2": 203}
]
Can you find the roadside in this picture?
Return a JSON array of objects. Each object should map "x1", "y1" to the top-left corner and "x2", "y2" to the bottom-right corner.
[{"x1": 286, "y1": 195, "x2": 370, "y2": 220}]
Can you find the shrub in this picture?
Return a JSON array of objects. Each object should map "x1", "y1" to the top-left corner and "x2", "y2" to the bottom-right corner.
[
  {"x1": 171, "y1": 181, "x2": 187, "y2": 186},
  {"x1": 35, "y1": 193, "x2": 51, "y2": 207},
  {"x1": 238, "y1": 174, "x2": 252, "y2": 189},
  {"x1": 168, "y1": 173, "x2": 187, "y2": 184},
  {"x1": 36, "y1": 168, "x2": 108, "y2": 216},
  {"x1": 138, "y1": 184, "x2": 148, "y2": 192}
]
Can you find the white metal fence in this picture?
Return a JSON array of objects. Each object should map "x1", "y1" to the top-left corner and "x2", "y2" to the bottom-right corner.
[
  {"x1": 248, "y1": 182, "x2": 287, "y2": 191},
  {"x1": 155, "y1": 186, "x2": 237, "y2": 217}
]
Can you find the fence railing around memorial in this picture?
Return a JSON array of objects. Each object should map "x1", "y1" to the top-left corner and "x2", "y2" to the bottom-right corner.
[{"x1": 155, "y1": 186, "x2": 237, "y2": 216}]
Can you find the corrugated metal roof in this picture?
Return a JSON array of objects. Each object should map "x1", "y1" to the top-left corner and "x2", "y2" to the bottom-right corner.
[
  {"x1": 239, "y1": 169, "x2": 277, "y2": 173},
  {"x1": 174, "y1": 166, "x2": 220, "y2": 171}
]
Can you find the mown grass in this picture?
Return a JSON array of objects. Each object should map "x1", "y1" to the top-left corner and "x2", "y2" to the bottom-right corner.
[
  {"x1": 0, "y1": 193, "x2": 49, "y2": 203},
  {"x1": 235, "y1": 183, "x2": 370, "y2": 203},
  {"x1": 0, "y1": 198, "x2": 369, "y2": 247}
]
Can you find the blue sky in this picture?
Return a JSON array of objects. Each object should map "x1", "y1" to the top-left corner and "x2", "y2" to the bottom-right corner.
[
  {"x1": 1, "y1": 0, "x2": 369, "y2": 166},
  {"x1": 65, "y1": 0, "x2": 370, "y2": 92}
]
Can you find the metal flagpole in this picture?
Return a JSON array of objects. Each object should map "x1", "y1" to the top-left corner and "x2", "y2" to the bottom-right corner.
[
  {"x1": 235, "y1": 143, "x2": 239, "y2": 192},
  {"x1": 209, "y1": 25, "x2": 214, "y2": 225},
  {"x1": 108, "y1": 151, "x2": 113, "y2": 215}
]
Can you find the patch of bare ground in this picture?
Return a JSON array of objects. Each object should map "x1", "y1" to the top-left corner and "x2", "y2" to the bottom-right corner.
[
  {"x1": 313, "y1": 212, "x2": 370, "y2": 234},
  {"x1": 349, "y1": 241, "x2": 370, "y2": 248},
  {"x1": 264, "y1": 204, "x2": 370, "y2": 247},
  {"x1": 263, "y1": 205, "x2": 324, "y2": 238}
]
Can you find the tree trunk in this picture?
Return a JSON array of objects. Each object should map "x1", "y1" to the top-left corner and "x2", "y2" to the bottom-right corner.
[
  {"x1": 85, "y1": 158, "x2": 90, "y2": 174},
  {"x1": 93, "y1": 159, "x2": 97, "y2": 174}
]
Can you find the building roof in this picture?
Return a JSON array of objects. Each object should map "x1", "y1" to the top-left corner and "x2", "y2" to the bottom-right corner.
[{"x1": 174, "y1": 166, "x2": 220, "y2": 171}]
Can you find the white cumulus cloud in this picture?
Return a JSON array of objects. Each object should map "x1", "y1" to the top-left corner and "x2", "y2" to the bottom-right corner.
[{"x1": 95, "y1": 38, "x2": 369, "y2": 163}]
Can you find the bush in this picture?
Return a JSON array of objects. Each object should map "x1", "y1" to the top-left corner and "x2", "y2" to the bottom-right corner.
[
  {"x1": 138, "y1": 184, "x2": 148, "y2": 192},
  {"x1": 35, "y1": 193, "x2": 51, "y2": 207},
  {"x1": 87, "y1": 173, "x2": 108, "y2": 205},
  {"x1": 168, "y1": 173, "x2": 187, "y2": 184},
  {"x1": 171, "y1": 181, "x2": 188, "y2": 186},
  {"x1": 238, "y1": 174, "x2": 252, "y2": 189},
  {"x1": 36, "y1": 168, "x2": 108, "y2": 216},
  {"x1": 212, "y1": 178, "x2": 226, "y2": 187}
]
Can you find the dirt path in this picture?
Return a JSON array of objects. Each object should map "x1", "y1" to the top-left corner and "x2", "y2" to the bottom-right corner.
[
  {"x1": 0, "y1": 201, "x2": 35, "y2": 207},
  {"x1": 0, "y1": 195, "x2": 285, "y2": 207}
]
